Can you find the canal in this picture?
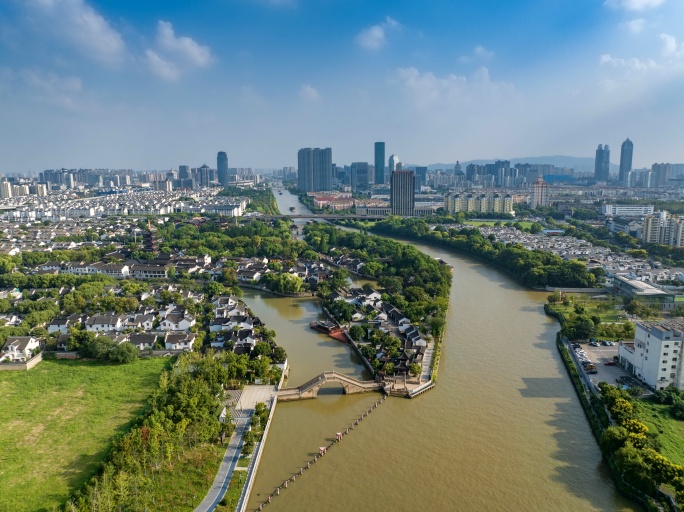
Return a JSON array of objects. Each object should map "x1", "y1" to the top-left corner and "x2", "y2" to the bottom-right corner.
[{"x1": 245, "y1": 187, "x2": 636, "y2": 511}]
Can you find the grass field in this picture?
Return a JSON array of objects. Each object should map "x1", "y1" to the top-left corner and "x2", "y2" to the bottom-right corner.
[
  {"x1": 638, "y1": 399, "x2": 684, "y2": 467},
  {"x1": 0, "y1": 357, "x2": 169, "y2": 512},
  {"x1": 215, "y1": 473, "x2": 248, "y2": 512}
]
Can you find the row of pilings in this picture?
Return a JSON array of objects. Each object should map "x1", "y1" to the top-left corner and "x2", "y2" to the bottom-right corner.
[{"x1": 256, "y1": 394, "x2": 387, "y2": 510}]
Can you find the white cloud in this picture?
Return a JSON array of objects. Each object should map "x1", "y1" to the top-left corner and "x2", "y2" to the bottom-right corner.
[
  {"x1": 396, "y1": 66, "x2": 514, "y2": 110},
  {"x1": 299, "y1": 84, "x2": 320, "y2": 101},
  {"x1": 146, "y1": 21, "x2": 213, "y2": 80},
  {"x1": 621, "y1": 18, "x2": 646, "y2": 33},
  {"x1": 660, "y1": 33, "x2": 684, "y2": 58},
  {"x1": 355, "y1": 17, "x2": 401, "y2": 51},
  {"x1": 605, "y1": 0, "x2": 666, "y2": 11},
  {"x1": 23, "y1": 0, "x2": 126, "y2": 65},
  {"x1": 146, "y1": 50, "x2": 180, "y2": 81},
  {"x1": 600, "y1": 53, "x2": 658, "y2": 70},
  {"x1": 20, "y1": 69, "x2": 82, "y2": 108},
  {"x1": 474, "y1": 46, "x2": 494, "y2": 59},
  {"x1": 156, "y1": 21, "x2": 212, "y2": 68}
]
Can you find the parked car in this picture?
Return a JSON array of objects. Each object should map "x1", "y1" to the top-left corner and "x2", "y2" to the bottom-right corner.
[
  {"x1": 581, "y1": 360, "x2": 593, "y2": 366},
  {"x1": 589, "y1": 341, "x2": 600, "y2": 347},
  {"x1": 604, "y1": 360, "x2": 617, "y2": 366}
]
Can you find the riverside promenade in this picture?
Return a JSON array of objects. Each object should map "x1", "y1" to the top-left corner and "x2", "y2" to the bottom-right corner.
[{"x1": 194, "y1": 385, "x2": 276, "y2": 512}]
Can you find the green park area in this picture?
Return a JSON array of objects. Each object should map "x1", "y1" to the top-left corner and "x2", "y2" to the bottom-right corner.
[
  {"x1": 637, "y1": 399, "x2": 684, "y2": 467},
  {"x1": 0, "y1": 357, "x2": 168, "y2": 512}
]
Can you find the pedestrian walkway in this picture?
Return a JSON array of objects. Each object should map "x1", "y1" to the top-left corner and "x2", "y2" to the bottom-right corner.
[
  {"x1": 194, "y1": 385, "x2": 276, "y2": 512},
  {"x1": 420, "y1": 342, "x2": 434, "y2": 382}
]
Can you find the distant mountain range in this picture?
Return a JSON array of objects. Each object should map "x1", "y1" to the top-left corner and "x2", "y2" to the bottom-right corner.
[{"x1": 419, "y1": 156, "x2": 619, "y2": 173}]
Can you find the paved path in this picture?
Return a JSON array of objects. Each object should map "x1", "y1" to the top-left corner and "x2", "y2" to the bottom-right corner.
[
  {"x1": 421, "y1": 341, "x2": 434, "y2": 382},
  {"x1": 194, "y1": 385, "x2": 277, "y2": 512}
]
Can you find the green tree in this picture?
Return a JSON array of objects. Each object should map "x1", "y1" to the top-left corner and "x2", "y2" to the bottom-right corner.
[
  {"x1": 408, "y1": 363, "x2": 422, "y2": 377},
  {"x1": 110, "y1": 343, "x2": 139, "y2": 364}
]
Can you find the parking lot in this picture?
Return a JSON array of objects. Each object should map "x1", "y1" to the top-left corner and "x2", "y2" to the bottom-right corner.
[{"x1": 570, "y1": 342, "x2": 631, "y2": 388}]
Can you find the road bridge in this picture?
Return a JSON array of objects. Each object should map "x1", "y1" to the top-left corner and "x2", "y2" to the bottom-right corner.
[{"x1": 277, "y1": 371, "x2": 385, "y2": 401}]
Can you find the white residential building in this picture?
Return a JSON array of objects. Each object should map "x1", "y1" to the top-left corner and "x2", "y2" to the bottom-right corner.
[{"x1": 618, "y1": 322, "x2": 684, "y2": 391}]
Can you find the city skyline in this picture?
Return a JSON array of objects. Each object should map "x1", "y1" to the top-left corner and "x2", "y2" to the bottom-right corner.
[{"x1": 2, "y1": 1, "x2": 684, "y2": 172}]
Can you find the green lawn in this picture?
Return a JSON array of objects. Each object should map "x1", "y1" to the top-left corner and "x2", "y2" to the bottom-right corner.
[
  {"x1": 638, "y1": 399, "x2": 684, "y2": 467},
  {"x1": 216, "y1": 473, "x2": 248, "y2": 512},
  {"x1": 0, "y1": 357, "x2": 169, "y2": 512}
]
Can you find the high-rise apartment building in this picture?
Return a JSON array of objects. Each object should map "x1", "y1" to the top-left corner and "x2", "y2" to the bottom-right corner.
[
  {"x1": 390, "y1": 169, "x2": 415, "y2": 216},
  {"x1": 594, "y1": 144, "x2": 610, "y2": 181},
  {"x1": 652, "y1": 163, "x2": 672, "y2": 188},
  {"x1": 444, "y1": 193, "x2": 514, "y2": 214},
  {"x1": 374, "y1": 142, "x2": 385, "y2": 185},
  {"x1": 619, "y1": 139, "x2": 633, "y2": 185},
  {"x1": 217, "y1": 151, "x2": 229, "y2": 186},
  {"x1": 297, "y1": 148, "x2": 332, "y2": 192},
  {"x1": 0, "y1": 181, "x2": 12, "y2": 199},
  {"x1": 531, "y1": 175, "x2": 549, "y2": 208},
  {"x1": 642, "y1": 211, "x2": 684, "y2": 247},
  {"x1": 350, "y1": 162, "x2": 369, "y2": 192}
]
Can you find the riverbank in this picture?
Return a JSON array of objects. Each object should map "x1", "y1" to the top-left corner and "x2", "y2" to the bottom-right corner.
[{"x1": 544, "y1": 305, "x2": 665, "y2": 512}]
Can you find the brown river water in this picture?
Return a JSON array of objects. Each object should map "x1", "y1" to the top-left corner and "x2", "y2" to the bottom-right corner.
[{"x1": 242, "y1": 188, "x2": 637, "y2": 512}]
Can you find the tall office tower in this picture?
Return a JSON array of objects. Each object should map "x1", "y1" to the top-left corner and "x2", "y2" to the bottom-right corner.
[
  {"x1": 198, "y1": 164, "x2": 211, "y2": 187},
  {"x1": 297, "y1": 148, "x2": 333, "y2": 192},
  {"x1": 531, "y1": 175, "x2": 549, "y2": 208},
  {"x1": 390, "y1": 169, "x2": 415, "y2": 216},
  {"x1": 0, "y1": 181, "x2": 12, "y2": 199},
  {"x1": 388, "y1": 154, "x2": 400, "y2": 175},
  {"x1": 374, "y1": 142, "x2": 385, "y2": 184},
  {"x1": 217, "y1": 151, "x2": 229, "y2": 186},
  {"x1": 619, "y1": 139, "x2": 633, "y2": 185},
  {"x1": 179, "y1": 165, "x2": 190, "y2": 180},
  {"x1": 415, "y1": 166, "x2": 428, "y2": 186},
  {"x1": 350, "y1": 162, "x2": 370, "y2": 192},
  {"x1": 594, "y1": 144, "x2": 610, "y2": 181},
  {"x1": 454, "y1": 161, "x2": 462, "y2": 175},
  {"x1": 652, "y1": 163, "x2": 672, "y2": 188}
]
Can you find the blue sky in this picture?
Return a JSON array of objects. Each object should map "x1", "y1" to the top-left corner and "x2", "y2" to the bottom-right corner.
[{"x1": 1, "y1": 0, "x2": 684, "y2": 173}]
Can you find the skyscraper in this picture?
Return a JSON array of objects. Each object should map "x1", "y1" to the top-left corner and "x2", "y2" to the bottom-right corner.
[
  {"x1": 350, "y1": 162, "x2": 369, "y2": 192},
  {"x1": 619, "y1": 139, "x2": 633, "y2": 185},
  {"x1": 388, "y1": 154, "x2": 399, "y2": 175},
  {"x1": 217, "y1": 151, "x2": 229, "y2": 186},
  {"x1": 374, "y1": 142, "x2": 385, "y2": 185},
  {"x1": 297, "y1": 148, "x2": 333, "y2": 192},
  {"x1": 594, "y1": 144, "x2": 610, "y2": 181},
  {"x1": 390, "y1": 169, "x2": 415, "y2": 216},
  {"x1": 652, "y1": 163, "x2": 672, "y2": 188}
]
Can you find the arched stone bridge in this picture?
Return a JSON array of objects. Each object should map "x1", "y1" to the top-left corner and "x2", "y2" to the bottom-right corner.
[{"x1": 278, "y1": 371, "x2": 385, "y2": 401}]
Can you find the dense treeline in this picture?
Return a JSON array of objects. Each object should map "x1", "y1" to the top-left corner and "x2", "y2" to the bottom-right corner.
[
  {"x1": 370, "y1": 217, "x2": 600, "y2": 289},
  {"x1": 304, "y1": 223, "x2": 451, "y2": 335},
  {"x1": 153, "y1": 219, "x2": 317, "y2": 260},
  {"x1": 598, "y1": 383, "x2": 684, "y2": 504},
  {"x1": 64, "y1": 351, "x2": 275, "y2": 510}
]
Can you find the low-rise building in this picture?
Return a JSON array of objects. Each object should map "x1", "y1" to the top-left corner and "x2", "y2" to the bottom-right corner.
[{"x1": 618, "y1": 322, "x2": 684, "y2": 390}]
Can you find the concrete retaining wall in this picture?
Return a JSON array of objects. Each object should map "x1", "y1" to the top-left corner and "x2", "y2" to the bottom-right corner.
[{"x1": 0, "y1": 352, "x2": 43, "y2": 371}]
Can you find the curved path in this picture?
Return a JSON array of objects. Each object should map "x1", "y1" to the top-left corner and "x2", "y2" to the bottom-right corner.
[{"x1": 194, "y1": 385, "x2": 276, "y2": 512}]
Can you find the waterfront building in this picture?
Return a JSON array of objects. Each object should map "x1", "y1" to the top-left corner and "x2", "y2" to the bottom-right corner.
[
  {"x1": 375, "y1": 142, "x2": 385, "y2": 185},
  {"x1": 390, "y1": 169, "x2": 414, "y2": 216},
  {"x1": 444, "y1": 193, "x2": 514, "y2": 215},
  {"x1": 618, "y1": 322, "x2": 684, "y2": 391},
  {"x1": 602, "y1": 204, "x2": 654, "y2": 217},
  {"x1": 594, "y1": 144, "x2": 610, "y2": 181},
  {"x1": 531, "y1": 175, "x2": 549, "y2": 208},
  {"x1": 297, "y1": 148, "x2": 333, "y2": 192},
  {"x1": 619, "y1": 139, "x2": 633, "y2": 185}
]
